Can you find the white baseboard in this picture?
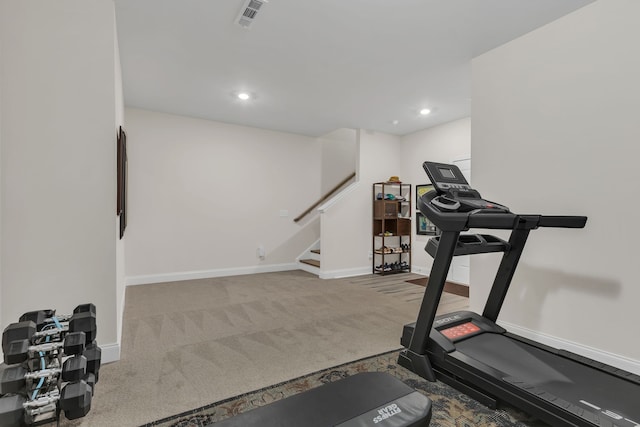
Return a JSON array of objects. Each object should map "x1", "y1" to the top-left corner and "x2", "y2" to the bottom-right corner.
[
  {"x1": 499, "y1": 320, "x2": 640, "y2": 376},
  {"x1": 298, "y1": 261, "x2": 320, "y2": 276},
  {"x1": 320, "y1": 266, "x2": 370, "y2": 279},
  {"x1": 125, "y1": 263, "x2": 299, "y2": 286},
  {"x1": 117, "y1": 286, "x2": 126, "y2": 344},
  {"x1": 100, "y1": 342, "x2": 121, "y2": 364},
  {"x1": 412, "y1": 266, "x2": 430, "y2": 276}
]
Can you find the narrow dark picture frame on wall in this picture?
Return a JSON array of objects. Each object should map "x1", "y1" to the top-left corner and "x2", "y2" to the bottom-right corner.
[
  {"x1": 415, "y1": 184, "x2": 438, "y2": 236},
  {"x1": 416, "y1": 212, "x2": 438, "y2": 236},
  {"x1": 415, "y1": 184, "x2": 434, "y2": 210},
  {"x1": 117, "y1": 126, "x2": 127, "y2": 239}
]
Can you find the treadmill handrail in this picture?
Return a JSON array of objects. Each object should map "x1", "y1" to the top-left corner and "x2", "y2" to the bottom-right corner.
[
  {"x1": 417, "y1": 191, "x2": 469, "y2": 231},
  {"x1": 466, "y1": 212, "x2": 519, "y2": 229},
  {"x1": 419, "y1": 191, "x2": 587, "y2": 231},
  {"x1": 538, "y1": 215, "x2": 587, "y2": 228}
]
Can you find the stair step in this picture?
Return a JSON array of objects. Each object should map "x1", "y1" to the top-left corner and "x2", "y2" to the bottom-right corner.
[
  {"x1": 311, "y1": 249, "x2": 321, "y2": 255},
  {"x1": 300, "y1": 259, "x2": 320, "y2": 268}
]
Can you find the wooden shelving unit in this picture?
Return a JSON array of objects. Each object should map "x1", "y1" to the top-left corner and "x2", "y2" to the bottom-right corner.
[{"x1": 372, "y1": 182, "x2": 412, "y2": 275}]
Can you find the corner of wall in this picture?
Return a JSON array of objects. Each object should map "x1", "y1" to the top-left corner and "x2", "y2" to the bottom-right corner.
[
  {"x1": 101, "y1": 342, "x2": 121, "y2": 365},
  {"x1": 1, "y1": 0, "x2": 121, "y2": 361},
  {"x1": 0, "y1": 0, "x2": 5, "y2": 358},
  {"x1": 114, "y1": 0, "x2": 125, "y2": 355}
]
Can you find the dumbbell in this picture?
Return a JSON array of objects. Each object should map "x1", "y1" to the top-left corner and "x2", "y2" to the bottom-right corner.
[
  {"x1": 1, "y1": 357, "x2": 94, "y2": 395},
  {"x1": 3, "y1": 304, "x2": 97, "y2": 353},
  {"x1": 3, "y1": 338, "x2": 100, "y2": 389},
  {"x1": 3, "y1": 331, "x2": 87, "y2": 365},
  {"x1": 0, "y1": 395, "x2": 24, "y2": 427},
  {"x1": 1, "y1": 321, "x2": 36, "y2": 357},
  {"x1": 20, "y1": 304, "x2": 95, "y2": 327},
  {"x1": 0, "y1": 379, "x2": 93, "y2": 427},
  {"x1": 18, "y1": 303, "x2": 97, "y2": 344},
  {"x1": 83, "y1": 341, "x2": 102, "y2": 383}
]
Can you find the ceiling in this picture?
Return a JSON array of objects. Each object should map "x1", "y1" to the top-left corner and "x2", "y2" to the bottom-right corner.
[{"x1": 114, "y1": 0, "x2": 593, "y2": 137}]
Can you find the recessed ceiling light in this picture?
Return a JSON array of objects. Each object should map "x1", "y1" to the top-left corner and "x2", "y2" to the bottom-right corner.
[
  {"x1": 392, "y1": 120, "x2": 399, "y2": 125},
  {"x1": 419, "y1": 108, "x2": 431, "y2": 116},
  {"x1": 237, "y1": 92, "x2": 251, "y2": 101}
]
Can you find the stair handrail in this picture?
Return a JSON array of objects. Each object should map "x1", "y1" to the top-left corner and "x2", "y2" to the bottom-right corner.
[{"x1": 294, "y1": 172, "x2": 356, "y2": 223}]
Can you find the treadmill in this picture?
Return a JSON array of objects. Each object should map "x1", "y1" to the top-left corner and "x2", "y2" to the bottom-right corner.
[{"x1": 398, "y1": 161, "x2": 640, "y2": 427}]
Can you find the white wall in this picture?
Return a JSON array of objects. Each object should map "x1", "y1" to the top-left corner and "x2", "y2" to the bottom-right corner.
[
  {"x1": 124, "y1": 108, "x2": 322, "y2": 284},
  {"x1": 320, "y1": 128, "x2": 357, "y2": 194},
  {"x1": 321, "y1": 130, "x2": 402, "y2": 277},
  {"x1": 320, "y1": 122, "x2": 470, "y2": 278},
  {"x1": 400, "y1": 118, "x2": 471, "y2": 277},
  {"x1": 0, "y1": 1, "x2": 120, "y2": 360},
  {"x1": 114, "y1": 12, "x2": 126, "y2": 348},
  {"x1": 0, "y1": 17, "x2": 3, "y2": 362},
  {"x1": 472, "y1": 0, "x2": 640, "y2": 368}
]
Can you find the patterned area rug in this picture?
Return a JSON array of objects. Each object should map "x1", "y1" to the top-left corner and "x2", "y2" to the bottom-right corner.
[{"x1": 144, "y1": 350, "x2": 548, "y2": 427}]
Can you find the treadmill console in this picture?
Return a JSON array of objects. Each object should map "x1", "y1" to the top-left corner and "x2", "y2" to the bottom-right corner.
[
  {"x1": 422, "y1": 162, "x2": 472, "y2": 194},
  {"x1": 422, "y1": 161, "x2": 509, "y2": 213}
]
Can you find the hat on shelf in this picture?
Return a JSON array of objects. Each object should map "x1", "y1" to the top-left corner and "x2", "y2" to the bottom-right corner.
[{"x1": 387, "y1": 176, "x2": 401, "y2": 183}]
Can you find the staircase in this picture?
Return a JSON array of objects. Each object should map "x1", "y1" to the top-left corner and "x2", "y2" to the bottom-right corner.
[
  {"x1": 298, "y1": 242, "x2": 321, "y2": 275},
  {"x1": 293, "y1": 171, "x2": 358, "y2": 278}
]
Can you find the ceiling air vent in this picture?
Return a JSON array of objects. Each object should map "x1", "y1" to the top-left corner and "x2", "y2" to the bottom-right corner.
[{"x1": 237, "y1": 0, "x2": 267, "y2": 29}]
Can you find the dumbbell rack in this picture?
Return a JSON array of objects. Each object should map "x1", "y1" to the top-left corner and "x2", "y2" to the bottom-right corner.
[{"x1": 0, "y1": 304, "x2": 101, "y2": 426}]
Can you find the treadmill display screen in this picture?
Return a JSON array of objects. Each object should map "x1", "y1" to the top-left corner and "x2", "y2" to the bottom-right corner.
[
  {"x1": 438, "y1": 167, "x2": 455, "y2": 179},
  {"x1": 440, "y1": 322, "x2": 480, "y2": 340}
]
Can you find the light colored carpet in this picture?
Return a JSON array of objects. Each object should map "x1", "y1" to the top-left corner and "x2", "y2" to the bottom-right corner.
[{"x1": 61, "y1": 270, "x2": 467, "y2": 427}]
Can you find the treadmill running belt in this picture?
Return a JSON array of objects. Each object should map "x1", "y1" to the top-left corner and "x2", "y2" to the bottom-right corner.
[{"x1": 454, "y1": 333, "x2": 640, "y2": 426}]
